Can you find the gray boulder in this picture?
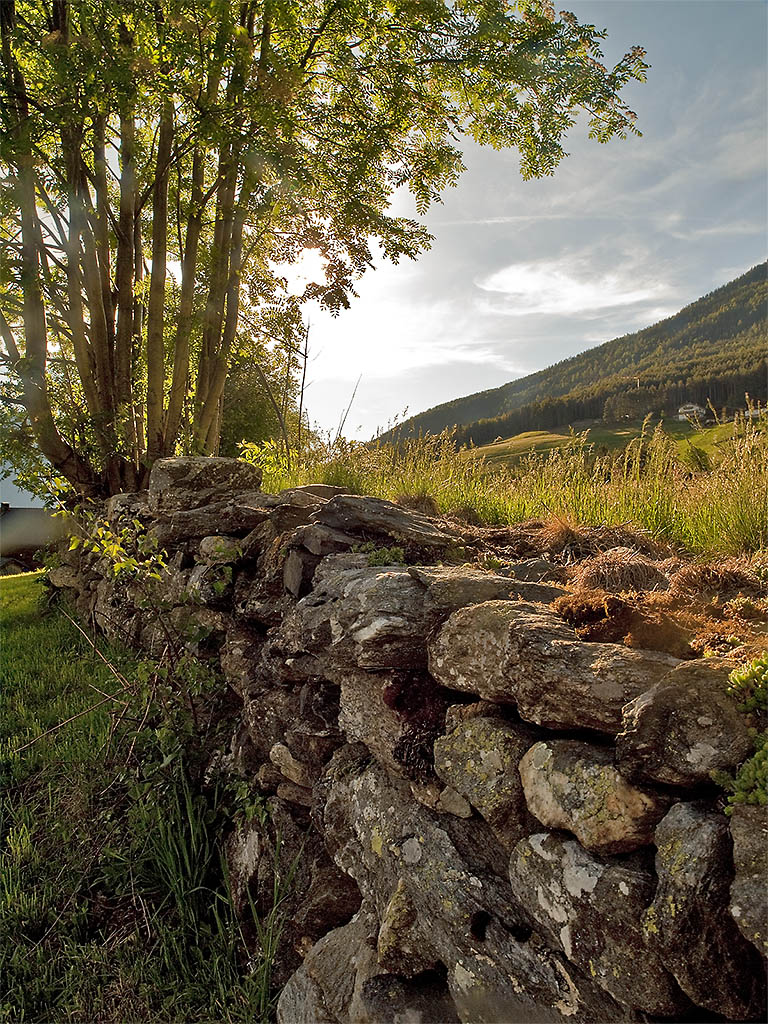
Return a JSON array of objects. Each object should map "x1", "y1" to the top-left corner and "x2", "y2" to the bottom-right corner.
[
  {"x1": 508, "y1": 833, "x2": 688, "y2": 1015},
  {"x1": 150, "y1": 498, "x2": 271, "y2": 547},
  {"x1": 148, "y1": 456, "x2": 262, "y2": 513},
  {"x1": 429, "y1": 601, "x2": 678, "y2": 733},
  {"x1": 433, "y1": 716, "x2": 539, "y2": 848},
  {"x1": 321, "y1": 760, "x2": 636, "y2": 1022},
  {"x1": 644, "y1": 801, "x2": 766, "y2": 1019},
  {"x1": 729, "y1": 803, "x2": 768, "y2": 958},
  {"x1": 519, "y1": 740, "x2": 669, "y2": 854},
  {"x1": 310, "y1": 494, "x2": 455, "y2": 550},
  {"x1": 616, "y1": 659, "x2": 753, "y2": 786}
]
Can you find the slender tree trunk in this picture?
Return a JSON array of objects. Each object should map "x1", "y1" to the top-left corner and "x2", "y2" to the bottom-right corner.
[
  {"x1": 163, "y1": 146, "x2": 204, "y2": 454},
  {"x1": 0, "y1": 1, "x2": 98, "y2": 494},
  {"x1": 115, "y1": 106, "x2": 135, "y2": 408},
  {"x1": 194, "y1": 142, "x2": 238, "y2": 429},
  {"x1": 93, "y1": 113, "x2": 115, "y2": 352},
  {"x1": 145, "y1": 101, "x2": 174, "y2": 460},
  {"x1": 64, "y1": 164, "x2": 101, "y2": 420},
  {"x1": 196, "y1": 187, "x2": 247, "y2": 452}
]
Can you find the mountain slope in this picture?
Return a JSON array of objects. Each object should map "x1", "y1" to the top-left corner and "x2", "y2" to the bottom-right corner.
[{"x1": 380, "y1": 262, "x2": 767, "y2": 443}]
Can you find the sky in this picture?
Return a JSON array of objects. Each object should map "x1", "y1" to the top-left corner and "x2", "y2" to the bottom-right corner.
[{"x1": 290, "y1": 0, "x2": 768, "y2": 440}]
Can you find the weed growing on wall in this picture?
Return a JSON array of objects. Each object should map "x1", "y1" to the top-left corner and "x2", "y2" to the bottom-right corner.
[{"x1": 714, "y1": 653, "x2": 768, "y2": 812}]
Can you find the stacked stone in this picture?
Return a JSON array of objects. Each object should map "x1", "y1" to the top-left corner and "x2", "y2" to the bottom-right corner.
[{"x1": 49, "y1": 458, "x2": 767, "y2": 1024}]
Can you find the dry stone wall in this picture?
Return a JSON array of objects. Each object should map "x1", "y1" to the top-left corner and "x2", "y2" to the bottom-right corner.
[{"x1": 50, "y1": 458, "x2": 767, "y2": 1023}]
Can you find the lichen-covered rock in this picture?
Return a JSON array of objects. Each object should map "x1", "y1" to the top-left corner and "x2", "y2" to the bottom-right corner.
[
  {"x1": 616, "y1": 659, "x2": 753, "y2": 787},
  {"x1": 434, "y1": 717, "x2": 538, "y2": 848},
  {"x1": 105, "y1": 489, "x2": 150, "y2": 527},
  {"x1": 508, "y1": 833, "x2": 688, "y2": 1015},
  {"x1": 270, "y1": 742, "x2": 315, "y2": 788},
  {"x1": 278, "y1": 906, "x2": 455, "y2": 1024},
  {"x1": 277, "y1": 905, "x2": 377, "y2": 1023},
  {"x1": 242, "y1": 688, "x2": 301, "y2": 762},
  {"x1": 310, "y1": 494, "x2": 455, "y2": 550},
  {"x1": 429, "y1": 602, "x2": 678, "y2": 732},
  {"x1": 93, "y1": 576, "x2": 142, "y2": 645},
  {"x1": 148, "y1": 456, "x2": 262, "y2": 513},
  {"x1": 519, "y1": 740, "x2": 669, "y2": 854},
  {"x1": 376, "y1": 877, "x2": 438, "y2": 976},
  {"x1": 644, "y1": 802, "x2": 766, "y2": 1019},
  {"x1": 277, "y1": 564, "x2": 434, "y2": 672},
  {"x1": 220, "y1": 624, "x2": 265, "y2": 697},
  {"x1": 428, "y1": 600, "x2": 521, "y2": 700},
  {"x1": 408, "y1": 564, "x2": 564, "y2": 607},
  {"x1": 321, "y1": 760, "x2": 636, "y2": 1022},
  {"x1": 47, "y1": 564, "x2": 83, "y2": 591},
  {"x1": 729, "y1": 804, "x2": 768, "y2": 958},
  {"x1": 150, "y1": 499, "x2": 271, "y2": 547},
  {"x1": 199, "y1": 534, "x2": 242, "y2": 564},
  {"x1": 276, "y1": 961, "x2": 336, "y2": 1024}
]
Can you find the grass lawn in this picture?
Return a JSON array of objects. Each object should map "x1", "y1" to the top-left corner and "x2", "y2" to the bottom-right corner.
[
  {"x1": 0, "y1": 573, "x2": 280, "y2": 1023},
  {"x1": 471, "y1": 418, "x2": 738, "y2": 465}
]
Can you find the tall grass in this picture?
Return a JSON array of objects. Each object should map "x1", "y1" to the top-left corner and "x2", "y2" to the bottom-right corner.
[
  {"x1": 245, "y1": 416, "x2": 768, "y2": 555},
  {"x1": 0, "y1": 573, "x2": 287, "y2": 1023}
]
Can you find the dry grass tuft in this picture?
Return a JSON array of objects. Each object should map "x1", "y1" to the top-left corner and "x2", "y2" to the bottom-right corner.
[
  {"x1": 553, "y1": 587, "x2": 694, "y2": 658},
  {"x1": 537, "y1": 518, "x2": 669, "y2": 560},
  {"x1": 395, "y1": 492, "x2": 440, "y2": 516},
  {"x1": 569, "y1": 546, "x2": 672, "y2": 594},
  {"x1": 669, "y1": 558, "x2": 766, "y2": 600}
]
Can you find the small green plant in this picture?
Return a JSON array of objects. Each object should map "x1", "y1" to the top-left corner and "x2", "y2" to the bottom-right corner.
[
  {"x1": 478, "y1": 553, "x2": 504, "y2": 572},
  {"x1": 727, "y1": 652, "x2": 768, "y2": 715},
  {"x1": 354, "y1": 541, "x2": 406, "y2": 566},
  {"x1": 713, "y1": 653, "x2": 768, "y2": 813},
  {"x1": 714, "y1": 732, "x2": 768, "y2": 813}
]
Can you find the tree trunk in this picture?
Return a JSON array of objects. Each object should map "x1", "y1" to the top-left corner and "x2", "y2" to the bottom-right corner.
[
  {"x1": 115, "y1": 104, "x2": 135, "y2": 408},
  {"x1": 1, "y1": 0, "x2": 98, "y2": 495},
  {"x1": 163, "y1": 146, "x2": 204, "y2": 454},
  {"x1": 145, "y1": 101, "x2": 174, "y2": 460}
]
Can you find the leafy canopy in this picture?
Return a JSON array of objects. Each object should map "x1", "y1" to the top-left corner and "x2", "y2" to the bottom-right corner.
[{"x1": 0, "y1": 0, "x2": 647, "y2": 496}]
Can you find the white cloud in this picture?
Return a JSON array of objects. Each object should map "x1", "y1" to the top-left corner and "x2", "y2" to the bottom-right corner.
[{"x1": 476, "y1": 260, "x2": 672, "y2": 316}]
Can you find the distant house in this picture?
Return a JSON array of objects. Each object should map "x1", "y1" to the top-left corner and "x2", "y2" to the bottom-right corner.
[
  {"x1": 0, "y1": 555, "x2": 29, "y2": 576},
  {"x1": 677, "y1": 403, "x2": 707, "y2": 421}
]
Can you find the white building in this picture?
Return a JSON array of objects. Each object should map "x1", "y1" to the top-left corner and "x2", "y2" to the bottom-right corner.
[{"x1": 677, "y1": 403, "x2": 707, "y2": 421}]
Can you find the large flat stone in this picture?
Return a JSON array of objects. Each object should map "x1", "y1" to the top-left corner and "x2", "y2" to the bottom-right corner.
[
  {"x1": 148, "y1": 456, "x2": 262, "y2": 513},
  {"x1": 310, "y1": 494, "x2": 455, "y2": 549},
  {"x1": 429, "y1": 602, "x2": 678, "y2": 733}
]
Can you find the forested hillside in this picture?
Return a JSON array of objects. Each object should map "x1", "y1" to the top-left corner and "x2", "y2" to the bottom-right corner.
[{"x1": 381, "y1": 262, "x2": 767, "y2": 445}]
